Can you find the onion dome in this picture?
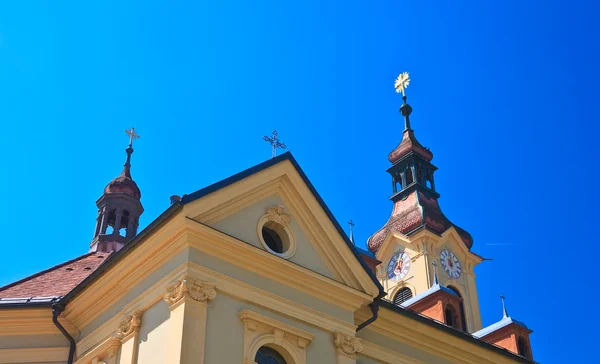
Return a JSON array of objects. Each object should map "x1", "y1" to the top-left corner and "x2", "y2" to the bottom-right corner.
[{"x1": 104, "y1": 146, "x2": 141, "y2": 200}]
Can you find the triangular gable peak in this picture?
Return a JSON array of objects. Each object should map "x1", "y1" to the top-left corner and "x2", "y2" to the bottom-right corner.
[
  {"x1": 181, "y1": 153, "x2": 382, "y2": 300},
  {"x1": 374, "y1": 230, "x2": 412, "y2": 263},
  {"x1": 439, "y1": 228, "x2": 485, "y2": 268}
]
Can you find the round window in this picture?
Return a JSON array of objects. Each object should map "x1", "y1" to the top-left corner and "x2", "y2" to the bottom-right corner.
[
  {"x1": 257, "y1": 214, "x2": 296, "y2": 259},
  {"x1": 262, "y1": 225, "x2": 284, "y2": 253}
]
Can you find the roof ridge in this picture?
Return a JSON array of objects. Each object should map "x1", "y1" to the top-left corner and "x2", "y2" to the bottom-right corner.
[{"x1": 0, "y1": 251, "x2": 99, "y2": 293}]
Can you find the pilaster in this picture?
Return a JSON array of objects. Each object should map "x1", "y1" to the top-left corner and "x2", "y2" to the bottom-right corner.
[
  {"x1": 116, "y1": 309, "x2": 142, "y2": 364},
  {"x1": 164, "y1": 274, "x2": 216, "y2": 364}
]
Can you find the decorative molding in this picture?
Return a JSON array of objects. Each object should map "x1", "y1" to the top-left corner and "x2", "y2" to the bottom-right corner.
[
  {"x1": 239, "y1": 310, "x2": 314, "y2": 364},
  {"x1": 0, "y1": 347, "x2": 69, "y2": 364},
  {"x1": 74, "y1": 337, "x2": 121, "y2": 364},
  {"x1": 163, "y1": 274, "x2": 217, "y2": 308},
  {"x1": 360, "y1": 340, "x2": 424, "y2": 364},
  {"x1": 266, "y1": 205, "x2": 292, "y2": 226},
  {"x1": 0, "y1": 308, "x2": 77, "y2": 336},
  {"x1": 357, "y1": 307, "x2": 519, "y2": 364},
  {"x1": 257, "y1": 205, "x2": 297, "y2": 259},
  {"x1": 116, "y1": 309, "x2": 142, "y2": 339},
  {"x1": 333, "y1": 332, "x2": 363, "y2": 357}
]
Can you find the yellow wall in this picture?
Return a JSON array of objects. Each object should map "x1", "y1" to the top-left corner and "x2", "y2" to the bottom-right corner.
[{"x1": 211, "y1": 194, "x2": 337, "y2": 281}]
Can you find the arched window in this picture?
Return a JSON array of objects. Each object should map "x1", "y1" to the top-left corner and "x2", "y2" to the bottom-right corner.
[
  {"x1": 255, "y1": 346, "x2": 287, "y2": 364},
  {"x1": 405, "y1": 168, "x2": 414, "y2": 185},
  {"x1": 517, "y1": 337, "x2": 530, "y2": 359},
  {"x1": 394, "y1": 287, "x2": 413, "y2": 305},
  {"x1": 447, "y1": 286, "x2": 467, "y2": 331},
  {"x1": 445, "y1": 305, "x2": 456, "y2": 328}
]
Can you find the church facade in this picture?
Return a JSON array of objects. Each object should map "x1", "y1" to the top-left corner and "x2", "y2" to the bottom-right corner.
[{"x1": 0, "y1": 89, "x2": 534, "y2": 364}]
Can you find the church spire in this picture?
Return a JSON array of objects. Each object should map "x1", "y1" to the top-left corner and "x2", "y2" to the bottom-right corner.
[
  {"x1": 367, "y1": 74, "x2": 473, "y2": 253},
  {"x1": 90, "y1": 128, "x2": 144, "y2": 253}
]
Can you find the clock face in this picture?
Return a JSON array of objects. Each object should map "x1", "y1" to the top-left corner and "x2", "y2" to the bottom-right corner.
[
  {"x1": 440, "y1": 249, "x2": 461, "y2": 279},
  {"x1": 387, "y1": 251, "x2": 411, "y2": 281}
]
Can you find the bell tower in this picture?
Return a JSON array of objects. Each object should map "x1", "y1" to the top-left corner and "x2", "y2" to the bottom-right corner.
[
  {"x1": 367, "y1": 73, "x2": 484, "y2": 332},
  {"x1": 387, "y1": 95, "x2": 438, "y2": 202},
  {"x1": 90, "y1": 128, "x2": 144, "y2": 253}
]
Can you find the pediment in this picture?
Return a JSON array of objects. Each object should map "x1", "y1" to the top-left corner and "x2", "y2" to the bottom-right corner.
[
  {"x1": 439, "y1": 228, "x2": 484, "y2": 267},
  {"x1": 181, "y1": 154, "x2": 381, "y2": 300}
]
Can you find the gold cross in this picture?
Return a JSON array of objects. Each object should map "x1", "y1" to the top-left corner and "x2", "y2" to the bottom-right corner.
[
  {"x1": 125, "y1": 127, "x2": 140, "y2": 147},
  {"x1": 394, "y1": 72, "x2": 410, "y2": 96}
]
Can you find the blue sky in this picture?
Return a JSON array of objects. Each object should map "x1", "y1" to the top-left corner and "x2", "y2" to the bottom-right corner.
[{"x1": 0, "y1": 1, "x2": 598, "y2": 362}]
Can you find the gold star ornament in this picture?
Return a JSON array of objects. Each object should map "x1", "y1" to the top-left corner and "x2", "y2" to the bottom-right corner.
[{"x1": 394, "y1": 72, "x2": 410, "y2": 96}]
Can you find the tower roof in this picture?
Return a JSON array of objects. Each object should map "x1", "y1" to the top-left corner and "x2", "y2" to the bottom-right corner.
[
  {"x1": 104, "y1": 144, "x2": 141, "y2": 200},
  {"x1": 367, "y1": 190, "x2": 473, "y2": 252},
  {"x1": 388, "y1": 96, "x2": 433, "y2": 163}
]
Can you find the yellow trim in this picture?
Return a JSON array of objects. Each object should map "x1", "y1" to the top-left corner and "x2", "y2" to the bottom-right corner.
[
  {"x1": 74, "y1": 337, "x2": 121, "y2": 364},
  {"x1": 0, "y1": 308, "x2": 76, "y2": 336},
  {"x1": 77, "y1": 259, "x2": 356, "y2": 358},
  {"x1": 360, "y1": 341, "x2": 424, "y2": 364},
  {"x1": 239, "y1": 310, "x2": 314, "y2": 364},
  {"x1": 0, "y1": 347, "x2": 69, "y2": 363},
  {"x1": 185, "y1": 160, "x2": 380, "y2": 297},
  {"x1": 357, "y1": 307, "x2": 523, "y2": 364}
]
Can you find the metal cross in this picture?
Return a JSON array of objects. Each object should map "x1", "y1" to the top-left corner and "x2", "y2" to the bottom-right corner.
[
  {"x1": 263, "y1": 130, "x2": 286, "y2": 158},
  {"x1": 500, "y1": 294, "x2": 509, "y2": 317},
  {"x1": 394, "y1": 72, "x2": 410, "y2": 96},
  {"x1": 348, "y1": 220, "x2": 355, "y2": 244},
  {"x1": 125, "y1": 127, "x2": 140, "y2": 147},
  {"x1": 431, "y1": 260, "x2": 439, "y2": 284}
]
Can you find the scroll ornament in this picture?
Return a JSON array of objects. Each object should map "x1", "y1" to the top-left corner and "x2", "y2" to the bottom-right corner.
[
  {"x1": 116, "y1": 309, "x2": 142, "y2": 338},
  {"x1": 266, "y1": 206, "x2": 291, "y2": 226},
  {"x1": 333, "y1": 332, "x2": 363, "y2": 356},
  {"x1": 163, "y1": 275, "x2": 217, "y2": 306}
]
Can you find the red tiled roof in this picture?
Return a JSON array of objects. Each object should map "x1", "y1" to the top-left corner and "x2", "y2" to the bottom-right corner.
[
  {"x1": 367, "y1": 191, "x2": 473, "y2": 252},
  {"x1": 388, "y1": 130, "x2": 434, "y2": 163},
  {"x1": 0, "y1": 252, "x2": 112, "y2": 299}
]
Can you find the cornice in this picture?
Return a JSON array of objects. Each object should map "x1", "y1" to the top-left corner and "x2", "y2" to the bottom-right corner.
[
  {"x1": 0, "y1": 308, "x2": 76, "y2": 336},
  {"x1": 357, "y1": 306, "x2": 528, "y2": 364},
  {"x1": 184, "y1": 221, "x2": 373, "y2": 311}
]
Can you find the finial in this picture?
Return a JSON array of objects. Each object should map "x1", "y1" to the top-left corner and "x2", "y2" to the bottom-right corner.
[
  {"x1": 500, "y1": 294, "x2": 509, "y2": 318},
  {"x1": 348, "y1": 220, "x2": 355, "y2": 245},
  {"x1": 394, "y1": 72, "x2": 413, "y2": 130},
  {"x1": 263, "y1": 130, "x2": 287, "y2": 158},
  {"x1": 394, "y1": 72, "x2": 410, "y2": 97},
  {"x1": 122, "y1": 127, "x2": 140, "y2": 178},
  {"x1": 125, "y1": 127, "x2": 140, "y2": 147},
  {"x1": 432, "y1": 260, "x2": 439, "y2": 285}
]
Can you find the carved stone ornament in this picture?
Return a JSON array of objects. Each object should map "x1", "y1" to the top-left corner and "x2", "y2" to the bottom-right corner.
[
  {"x1": 266, "y1": 205, "x2": 291, "y2": 226},
  {"x1": 163, "y1": 275, "x2": 217, "y2": 306},
  {"x1": 333, "y1": 332, "x2": 363, "y2": 356},
  {"x1": 116, "y1": 309, "x2": 142, "y2": 338}
]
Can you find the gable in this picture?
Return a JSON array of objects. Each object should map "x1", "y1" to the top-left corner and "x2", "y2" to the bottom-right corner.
[
  {"x1": 182, "y1": 153, "x2": 382, "y2": 299},
  {"x1": 210, "y1": 194, "x2": 337, "y2": 280}
]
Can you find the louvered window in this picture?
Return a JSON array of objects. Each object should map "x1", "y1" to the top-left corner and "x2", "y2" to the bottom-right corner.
[{"x1": 394, "y1": 287, "x2": 413, "y2": 305}]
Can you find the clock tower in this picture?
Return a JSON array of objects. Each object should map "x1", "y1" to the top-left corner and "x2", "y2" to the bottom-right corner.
[{"x1": 367, "y1": 74, "x2": 484, "y2": 332}]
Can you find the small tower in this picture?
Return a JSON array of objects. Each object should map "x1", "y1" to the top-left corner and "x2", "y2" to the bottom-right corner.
[
  {"x1": 90, "y1": 128, "x2": 144, "y2": 253},
  {"x1": 473, "y1": 295, "x2": 534, "y2": 360}
]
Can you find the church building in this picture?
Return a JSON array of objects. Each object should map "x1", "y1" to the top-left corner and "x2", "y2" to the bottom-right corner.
[{"x1": 0, "y1": 76, "x2": 535, "y2": 364}]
